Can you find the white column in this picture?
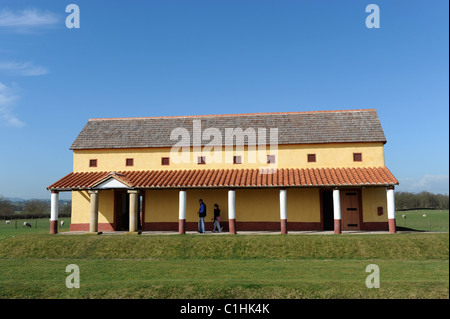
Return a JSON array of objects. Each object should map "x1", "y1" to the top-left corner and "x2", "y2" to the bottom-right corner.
[
  {"x1": 89, "y1": 190, "x2": 99, "y2": 233},
  {"x1": 387, "y1": 187, "x2": 396, "y2": 233},
  {"x1": 279, "y1": 189, "x2": 287, "y2": 234},
  {"x1": 178, "y1": 190, "x2": 187, "y2": 234},
  {"x1": 50, "y1": 191, "x2": 59, "y2": 234},
  {"x1": 128, "y1": 190, "x2": 139, "y2": 233},
  {"x1": 333, "y1": 188, "x2": 341, "y2": 234},
  {"x1": 228, "y1": 189, "x2": 236, "y2": 234}
]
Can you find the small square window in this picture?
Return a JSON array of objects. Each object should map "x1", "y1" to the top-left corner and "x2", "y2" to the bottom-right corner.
[
  {"x1": 377, "y1": 207, "x2": 384, "y2": 216},
  {"x1": 233, "y1": 155, "x2": 242, "y2": 164},
  {"x1": 353, "y1": 153, "x2": 362, "y2": 162},
  {"x1": 161, "y1": 157, "x2": 170, "y2": 166},
  {"x1": 89, "y1": 159, "x2": 97, "y2": 167},
  {"x1": 198, "y1": 156, "x2": 206, "y2": 165},
  {"x1": 267, "y1": 155, "x2": 276, "y2": 164},
  {"x1": 126, "y1": 158, "x2": 134, "y2": 167},
  {"x1": 307, "y1": 154, "x2": 316, "y2": 163}
]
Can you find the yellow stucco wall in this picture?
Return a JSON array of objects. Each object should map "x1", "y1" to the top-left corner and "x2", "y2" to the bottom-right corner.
[
  {"x1": 72, "y1": 187, "x2": 387, "y2": 226},
  {"x1": 144, "y1": 189, "x2": 229, "y2": 223},
  {"x1": 71, "y1": 191, "x2": 90, "y2": 224},
  {"x1": 98, "y1": 190, "x2": 115, "y2": 224},
  {"x1": 71, "y1": 190, "x2": 115, "y2": 224},
  {"x1": 143, "y1": 188, "x2": 320, "y2": 223},
  {"x1": 362, "y1": 187, "x2": 388, "y2": 222},
  {"x1": 144, "y1": 189, "x2": 178, "y2": 223},
  {"x1": 287, "y1": 188, "x2": 321, "y2": 222},
  {"x1": 70, "y1": 139, "x2": 388, "y2": 228},
  {"x1": 73, "y1": 142, "x2": 385, "y2": 172},
  {"x1": 185, "y1": 189, "x2": 229, "y2": 222},
  {"x1": 235, "y1": 189, "x2": 279, "y2": 222}
]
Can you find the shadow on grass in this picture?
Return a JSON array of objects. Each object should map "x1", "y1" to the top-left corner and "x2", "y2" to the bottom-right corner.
[{"x1": 396, "y1": 226, "x2": 426, "y2": 232}]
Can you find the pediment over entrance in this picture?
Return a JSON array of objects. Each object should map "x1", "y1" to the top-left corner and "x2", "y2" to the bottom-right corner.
[
  {"x1": 94, "y1": 177, "x2": 130, "y2": 189},
  {"x1": 91, "y1": 172, "x2": 132, "y2": 189}
]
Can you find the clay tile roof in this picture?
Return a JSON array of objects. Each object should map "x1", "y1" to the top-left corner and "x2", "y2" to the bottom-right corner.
[
  {"x1": 70, "y1": 109, "x2": 387, "y2": 150},
  {"x1": 47, "y1": 167, "x2": 399, "y2": 191}
]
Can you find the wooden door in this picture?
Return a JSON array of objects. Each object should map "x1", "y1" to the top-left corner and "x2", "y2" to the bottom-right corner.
[{"x1": 340, "y1": 190, "x2": 361, "y2": 231}]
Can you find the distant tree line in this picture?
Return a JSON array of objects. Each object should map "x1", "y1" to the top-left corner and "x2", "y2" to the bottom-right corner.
[
  {"x1": 395, "y1": 191, "x2": 449, "y2": 210},
  {"x1": 0, "y1": 196, "x2": 71, "y2": 219}
]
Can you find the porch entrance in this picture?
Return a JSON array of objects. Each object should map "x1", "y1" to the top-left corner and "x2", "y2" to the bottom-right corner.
[{"x1": 114, "y1": 190, "x2": 143, "y2": 231}]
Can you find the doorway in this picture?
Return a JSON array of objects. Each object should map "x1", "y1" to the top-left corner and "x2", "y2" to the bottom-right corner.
[
  {"x1": 321, "y1": 190, "x2": 334, "y2": 230},
  {"x1": 340, "y1": 190, "x2": 362, "y2": 231},
  {"x1": 114, "y1": 190, "x2": 143, "y2": 231},
  {"x1": 115, "y1": 190, "x2": 129, "y2": 231}
]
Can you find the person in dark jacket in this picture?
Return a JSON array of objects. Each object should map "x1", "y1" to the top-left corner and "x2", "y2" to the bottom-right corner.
[
  {"x1": 198, "y1": 199, "x2": 206, "y2": 233},
  {"x1": 212, "y1": 203, "x2": 223, "y2": 233}
]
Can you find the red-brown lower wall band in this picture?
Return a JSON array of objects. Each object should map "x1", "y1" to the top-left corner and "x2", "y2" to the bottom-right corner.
[
  {"x1": 362, "y1": 222, "x2": 389, "y2": 231},
  {"x1": 70, "y1": 223, "x2": 115, "y2": 232},
  {"x1": 69, "y1": 221, "x2": 390, "y2": 232},
  {"x1": 143, "y1": 222, "x2": 321, "y2": 231},
  {"x1": 145, "y1": 222, "x2": 229, "y2": 231}
]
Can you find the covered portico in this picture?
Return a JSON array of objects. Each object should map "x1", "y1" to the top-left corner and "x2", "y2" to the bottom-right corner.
[
  {"x1": 49, "y1": 173, "x2": 142, "y2": 235},
  {"x1": 48, "y1": 167, "x2": 399, "y2": 235}
]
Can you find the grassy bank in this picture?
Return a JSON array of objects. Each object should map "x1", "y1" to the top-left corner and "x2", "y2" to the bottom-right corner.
[
  {"x1": 0, "y1": 233, "x2": 448, "y2": 260},
  {"x1": 1, "y1": 215, "x2": 448, "y2": 299},
  {"x1": 0, "y1": 233, "x2": 448, "y2": 299}
]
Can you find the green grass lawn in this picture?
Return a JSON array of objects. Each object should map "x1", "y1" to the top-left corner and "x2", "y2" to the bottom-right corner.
[
  {"x1": 0, "y1": 217, "x2": 71, "y2": 240},
  {"x1": 0, "y1": 226, "x2": 448, "y2": 299},
  {"x1": 396, "y1": 210, "x2": 449, "y2": 232},
  {"x1": 0, "y1": 212, "x2": 448, "y2": 299},
  {"x1": 0, "y1": 258, "x2": 446, "y2": 299}
]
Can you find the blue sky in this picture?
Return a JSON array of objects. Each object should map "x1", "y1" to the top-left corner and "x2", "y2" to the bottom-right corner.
[{"x1": 0, "y1": 0, "x2": 448, "y2": 199}]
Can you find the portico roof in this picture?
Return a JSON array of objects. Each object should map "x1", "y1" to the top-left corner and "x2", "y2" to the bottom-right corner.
[{"x1": 47, "y1": 167, "x2": 399, "y2": 191}]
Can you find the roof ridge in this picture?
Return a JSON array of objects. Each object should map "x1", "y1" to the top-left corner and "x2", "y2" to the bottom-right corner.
[{"x1": 88, "y1": 109, "x2": 377, "y2": 121}]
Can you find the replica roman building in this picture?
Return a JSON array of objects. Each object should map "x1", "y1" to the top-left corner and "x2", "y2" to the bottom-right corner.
[{"x1": 47, "y1": 109, "x2": 399, "y2": 234}]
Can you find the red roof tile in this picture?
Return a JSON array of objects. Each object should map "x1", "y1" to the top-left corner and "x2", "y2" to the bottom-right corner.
[{"x1": 47, "y1": 167, "x2": 399, "y2": 191}]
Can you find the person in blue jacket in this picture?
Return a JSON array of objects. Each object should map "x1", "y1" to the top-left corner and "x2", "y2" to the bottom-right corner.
[{"x1": 198, "y1": 199, "x2": 207, "y2": 233}]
